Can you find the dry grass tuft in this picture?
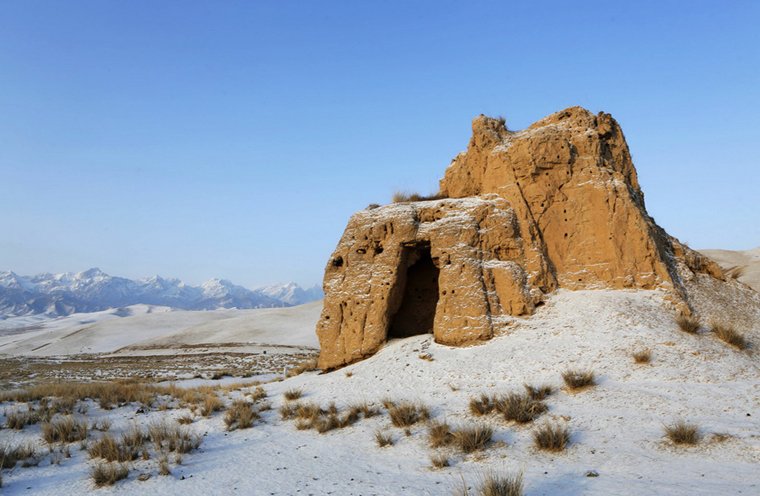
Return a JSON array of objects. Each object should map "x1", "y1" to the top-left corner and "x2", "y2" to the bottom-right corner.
[
  {"x1": 664, "y1": 419, "x2": 701, "y2": 445},
  {"x1": 493, "y1": 393, "x2": 547, "y2": 423},
  {"x1": 176, "y1": 414, "x2": 194, "y2": 425},
  {"x1": 430, "y1": 453, "x2": 449, "y2": 468},
  {"x1": 0, "y1": 441, "x2": 36, "y2": 469},
  {"x1": 391, "y1": 190, "x2": 446, "y2": 203},
  {"x1": 158, "y1": 456, "x2": 171, "y2": 476},
  {"x1": 469, "y1": 394, "x2": 494, "y2": 416},
  {"x1": 147, "y1": 420, "x2": 202, "y2": 454},
  {"x1": 283, "y1": 388, "x2": 304, "y2": 401},
  {"x1": 728, "y1": 265, "x2": 745, "y2": 279},
  {"x1": 676, "y1": 315, "x2": 700, "y2": 334},
  {"x1": 374, "y1": 431, "x2": 393, "y2": 447},
  {"x1": 387, "y1": 401, "x2": 428, "y2": 427},
  {"x1": 532, "y1": 423, "x2": 571, "y2": 452},
  {"x1": 41, "y1": 415, "x2": 89, "y2": 444},
  {"x1": 478, "y1": 469, "x2": 524, "y2": 496},
  {"x1": 561, "y1": 369, "x2": 596, "y2": 391},
  {"x1": 315, "y1": 415, "x2": 341, "y2": 434},
  {"x1": 453, "y1": 424, "x2": 493, "y2": 453},
  {"x1": 224, "y1": 400, "x2": 258, "y2": 431},
  {"x1": 286, "y1": 358, "x2": 318, "y2": 378},
  {"x1": 200, "y1": 394, "x2": 225, "y2": 417},
  {"x1": 88, "y1": 434, "x2": 141, "y2": 462},
  {"x1": 523, "y1": 384, "x2": 554, "y2": 401},
  {"x1": 90, "y1": 462, "x2": 130, "y2": 487},
  {"x1": 428, "y1": 421, "x2": 454, "y2": 448},
  {"x1": 250, "y1": 386, "x2": 267, "y2": 402},
  {"x1": 710, "y1": 321, "x2": 748, "y2": 350},
  {"x1": 632, "y1": 350, "x2": 652, "y2": 364}
]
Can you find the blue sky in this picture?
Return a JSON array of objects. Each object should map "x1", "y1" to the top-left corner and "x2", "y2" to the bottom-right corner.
[{"x1": 1, "y1": 1, "x2": 758, "y2": 288}]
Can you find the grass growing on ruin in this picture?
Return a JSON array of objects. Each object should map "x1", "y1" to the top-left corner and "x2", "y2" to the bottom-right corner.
[{"x1": 391, "y1": 190, "x2": 447, "y2": 203}]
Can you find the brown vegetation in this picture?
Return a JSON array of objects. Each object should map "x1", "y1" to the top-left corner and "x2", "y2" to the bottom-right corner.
[
  {"x1": 561, "y1": 369, "x2": 596, "y2": 391},
  {"x1": 532, "y1": 423, "x2": 571, "y2": 452},
  {"x1": 676, "y1": 315, "x2": 700, "y2": 334},
  {"x1": 710, "y1": 321, "x2": 748, "y2": 350},
  {"x1": 664, "y1": 419, "x2": 701, "y2": 445}
]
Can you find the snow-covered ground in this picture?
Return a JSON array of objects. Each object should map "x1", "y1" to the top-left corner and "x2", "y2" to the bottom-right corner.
[
  {"x1": 1, "y1": 289, "x2": 758, "y2": 495},
  {"x1": 0, "y1": 301, "x2": 321, "y2": 356}
]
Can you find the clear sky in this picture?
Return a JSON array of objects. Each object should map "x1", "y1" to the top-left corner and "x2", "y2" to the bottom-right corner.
[{"x1": 1, "y1": 1, "x2": 758, "y2": 289}]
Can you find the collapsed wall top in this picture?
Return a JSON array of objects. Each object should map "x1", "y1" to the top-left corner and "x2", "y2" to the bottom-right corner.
[{"x1": 316, "y1": 107, "x2": 722, "y2": 370}]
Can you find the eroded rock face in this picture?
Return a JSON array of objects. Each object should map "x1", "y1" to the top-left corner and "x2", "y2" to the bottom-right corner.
[{"x1": 317, "y1": 107, "x2": 723, "y2": 370}]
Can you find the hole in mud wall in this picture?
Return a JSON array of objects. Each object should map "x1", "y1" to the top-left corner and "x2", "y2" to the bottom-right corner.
[{"x1": 388, "y1": 246, "x2": 440, "y2": 339}]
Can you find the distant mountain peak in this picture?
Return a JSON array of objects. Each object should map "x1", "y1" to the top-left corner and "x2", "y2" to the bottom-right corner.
[{"x1": 0, "y1": 269, "x2": 324, "y2": 319}]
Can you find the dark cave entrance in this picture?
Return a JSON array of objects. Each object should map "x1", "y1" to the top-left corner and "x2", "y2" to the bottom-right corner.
[{"x1": 388, "y1": 245, "x2": 440, "y2": 339}]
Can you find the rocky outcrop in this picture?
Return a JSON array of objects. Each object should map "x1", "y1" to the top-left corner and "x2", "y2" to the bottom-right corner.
[{"x1": 317, "y1": 107, "x2": 724, "y2": 370}]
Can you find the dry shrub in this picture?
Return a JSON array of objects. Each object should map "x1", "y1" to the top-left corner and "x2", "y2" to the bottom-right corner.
[
  {"x1": 224, "y1": 400, "x2": 258, "y2": 431},
  {"x1": 561, "y1": 369, "x2": 596, "y2": 391},
  {"x1": 469, "y1": 394, "x2": 494, "y2": 416},
  {"x1": 41, "y1": 415, "x2": 88, "y2": 444},
  {"x1": 632, "y1": 350, "x2": 652, "y2": 363},
  {"x1": 676, "y1": 315, "x2": 700, "y2": 334},
  {"x1": 523, "y1": 384, "x2": 554, "y2": 401},
  {"x1": 428, "y1": 421, "x2": 454, "y2": 448},
  {"x1": 284, "y1": 388, "x2": 304, "y2": 401},
  {"x1": 532, "y1": 423, "x2": 571, "y2": 452},
  {"x1": 710, "y1": 321, "x2": 748, "y2": 350},
  {"x1": 430, "y1": 453, "x2": 449, "y2": 468},
  {"x1": 374, "y1": 431, "x2": 393, "y2": 447},
  {"x1": 493, "y1": 393, "x2": 547, "y2": 423},
  {"x1": 90, "y1": 462, "x2": 130, "y2": 487},
  {"x1": 388, "y1": 401, "x2": 428, "y2": 427},
  {"x1": 664, "y1": 419, "x2": 701, "y2": 445},
  {"x1": 0, "y1": 441, "x2": 36, "y2": 469},
  {"x1": 453, "y1": 424, "x2": 493, "y2": 453}
]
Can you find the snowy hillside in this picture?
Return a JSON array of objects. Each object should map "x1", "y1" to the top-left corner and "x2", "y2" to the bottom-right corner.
[
  {"x1": 1, "y1": 289, "x2": 758, "y2": 495},
  {"x1": 0, "y1": 269, "x2": 323, "y2": 322},
  {"x1": 0, "y1": 301, "x2": 322, "y2": 356}
]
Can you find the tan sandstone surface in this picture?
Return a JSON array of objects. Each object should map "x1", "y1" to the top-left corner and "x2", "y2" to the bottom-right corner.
[{"x1": 317, "y1": 107, "x2": 738, "y2": 370}]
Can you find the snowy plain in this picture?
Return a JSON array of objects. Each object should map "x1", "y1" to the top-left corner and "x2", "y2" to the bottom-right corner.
[{"x1": 0, "y1": 288, "x2": 758, "y2": 495}]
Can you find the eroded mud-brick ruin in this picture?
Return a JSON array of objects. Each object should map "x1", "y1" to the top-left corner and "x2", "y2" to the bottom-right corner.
[{"x1": 316, "y1": 107, "x2": 724, "y2": 370}]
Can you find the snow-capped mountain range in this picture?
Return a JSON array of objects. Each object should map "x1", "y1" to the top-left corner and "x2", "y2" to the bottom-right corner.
[{"x1": 0, "y1": 268, "x2": 323, "y2": 319}]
